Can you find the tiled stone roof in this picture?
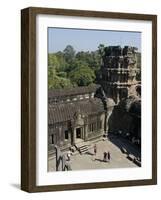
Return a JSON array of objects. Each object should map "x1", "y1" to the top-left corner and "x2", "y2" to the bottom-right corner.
[
  {"x1": 48, "y1": 84, "x2": 100, "y2": 99},
  {"x1": 48, "y1": 98, "x2": 104, "y2": 124}
]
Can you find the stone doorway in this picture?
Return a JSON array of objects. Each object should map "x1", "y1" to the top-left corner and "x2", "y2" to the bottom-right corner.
[
  {"x1": 75, "y1": 127, "x2": 84, "y2": 144},
  {"x1": 76, "y1": 127, "x2": 82, "y2": 139}
]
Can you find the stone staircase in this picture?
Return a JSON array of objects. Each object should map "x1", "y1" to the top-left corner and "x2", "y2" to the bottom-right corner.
[
  {"x1": 74, "y1": 141, "x2": 90, "y2": 154},
  {"x1": 48, "y1": 137, "x2": 105, "y2": 159},
  {"x1": 78, "y1": 145, "x2": 89, "y2": 154}
]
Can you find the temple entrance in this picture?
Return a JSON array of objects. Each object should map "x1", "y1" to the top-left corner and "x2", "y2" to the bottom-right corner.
[
  {"x1": 75, "y1": 127, "x2": 84, "y2": 144},
  {"x1": 76, "y1": 128, "x2": 81, "y2": 138}
]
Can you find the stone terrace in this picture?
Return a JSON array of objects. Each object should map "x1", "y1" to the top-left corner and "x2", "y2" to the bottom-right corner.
[{"x1": 48, "y1": 136, "x2": 140, "y2": 171}]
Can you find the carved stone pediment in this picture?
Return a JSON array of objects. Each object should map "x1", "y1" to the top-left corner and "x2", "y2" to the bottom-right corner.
[{"x1": 73, "y1": 110, "x2": 85, "y2": 126}]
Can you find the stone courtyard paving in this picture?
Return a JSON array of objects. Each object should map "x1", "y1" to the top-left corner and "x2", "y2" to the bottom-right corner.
[{"x1": 48, "y1": 136, "x2": 140, "y2": 172}]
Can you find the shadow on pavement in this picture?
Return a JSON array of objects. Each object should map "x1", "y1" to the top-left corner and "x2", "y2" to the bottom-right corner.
[{"x1": 108, "y1": 134, "x2": 141, "y2": 159}]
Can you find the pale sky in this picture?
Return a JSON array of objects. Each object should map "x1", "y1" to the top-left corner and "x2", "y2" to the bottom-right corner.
[{"x1": 48, "y1": 27, "x2": 141, "y2": 53}]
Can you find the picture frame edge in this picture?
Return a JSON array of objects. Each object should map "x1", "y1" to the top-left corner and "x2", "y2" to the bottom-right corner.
[{"x1": 21, "y1": 7, "x2": 157, "y2": 193}]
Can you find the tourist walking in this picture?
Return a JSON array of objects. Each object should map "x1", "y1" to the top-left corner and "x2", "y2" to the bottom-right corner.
[
  {"x1": 94, "y1": 144, "x2": 97, "y2": 156},
  {"x1": 92, "y1": 144, "x2": 97, "y2": 161},
  {"x1": 67, "y1": 149, "x2": 72, "y2": 161},
  {"x1": 103, "y1": 151, "x2": 107, "y2": 162},
  {"x1": 107, "y1": 151, "x2": 111, "y2": 162}
]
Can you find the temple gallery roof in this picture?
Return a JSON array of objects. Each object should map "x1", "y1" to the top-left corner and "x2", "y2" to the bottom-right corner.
[
  {"x1": 48, "y1": 84, "x2": 100, "y2": 99},
  {"x1": 48, "y1": 98, "x2": 105, "y2": 124}
]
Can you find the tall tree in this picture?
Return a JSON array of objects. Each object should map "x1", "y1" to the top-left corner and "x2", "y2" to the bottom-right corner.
[
  {"x1": 98, "y1": 44, "x2": 105, "y2": 57},
  {"x1": 63, "y1": 45, "x2": 75, "y2": 63}
]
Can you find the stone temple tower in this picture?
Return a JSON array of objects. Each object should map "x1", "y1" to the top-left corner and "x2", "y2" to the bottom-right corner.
[{"x1": 98, "y1": 46, "x2": 139, "y2": 104}]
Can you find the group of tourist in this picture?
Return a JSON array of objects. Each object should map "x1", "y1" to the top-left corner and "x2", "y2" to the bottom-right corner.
[
  {"x1": 93, "y1": 144, "x2": 111, "y2": 162},
  {"x1": 103, "y1": 151, "x2": 111, "y2": 162},
  {"x1": 64, "y1": 144, "x2": 112, "y2": 169}
]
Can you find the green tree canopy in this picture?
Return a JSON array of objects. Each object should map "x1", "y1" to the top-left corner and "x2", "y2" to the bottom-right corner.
[
  {"x1": 70, "y1": 65, "x2": 96, "y2": 86},
  {"x1": 48, "y1": 66, "x2": 72, "y2": 89},
  {"x1": 48, "y1": 54, "x2": 59, "y2": 71},
  {"x1": 48, "y1": 44, "x2": 103, "y2": 89}
]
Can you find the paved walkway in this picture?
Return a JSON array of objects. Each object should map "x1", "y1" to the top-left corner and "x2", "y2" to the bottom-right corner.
[{"x1": 48, "y1": 136, "x2": 140, "y2": 172}]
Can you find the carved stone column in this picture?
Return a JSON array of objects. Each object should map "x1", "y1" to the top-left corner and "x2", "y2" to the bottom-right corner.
[
  {"x1": 54, "y1": 145, "x2": 62, "y2": 171},
  {"x1": 84, "y1": 124, "x2": 88, "y2": 141},
  {"x1": 62, "y1": 154, "x2": 66, "y2": 171},
  {"x1": 73, "y1": 128, "x2": 76, "y2": 145}
]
